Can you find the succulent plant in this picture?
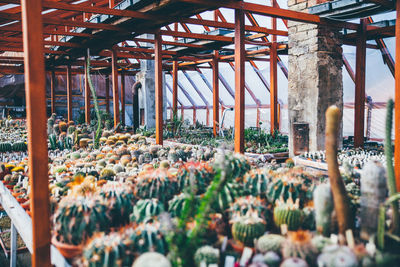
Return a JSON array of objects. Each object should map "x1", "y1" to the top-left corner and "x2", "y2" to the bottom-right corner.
[
  {"x1": 281, "y1": 230, "x2": 317, "y2": 264},
  {"x1": 131, "y1": 221, "x2": 168, "y2": 255},
  {"x1": 273, "y1": 198, "x2": 303, "y2": 231},
  {"x1": 311, "y1": 235, "x2": 333, "y2": 253},
  {"x1": 317, "y1": 245, "x2": 358, "y2": 267},
  {"x1": 59, "y1": 121, "x2": 68, "y2": 132},
  {"x1": 243, "y1": 169, "x2": 269, "y2": 198},
  {"x1": 263, "y1": 251, "x2": 281, "y2": 267},
  {"x1": 99, "y1": 168, "x2": 115, "y2": 180},
  {"x1": 256, "y1": 234, "x2": 285, "y2": 254},
  {"x1": 12, "y1": 141, "x2": 27, "y2": 152},
  {"x1": 194, "y1": 245, "x2": 219, "y2": 266},
  {"x1": 132, "y1": 252, "x2": 171, "y2": 267},
  {"x1": 168, "y1": 193, "x2": 198, "y2": 218},
  {"x1": 135, "y1": 168, "x2": 178, "y2": 203},
  {"x1": 0, "y1": 142, "x2": 12, "y2": 152},
  {"x1": 213, "y1": 152, "x2": 251, "y2": 182},
  {"x1": 176, "y1": 161, "x2": 214, "y2": 194},
  {"x1": 231, "y1": 211, "x2": 266, "y2": 247},
  {"x1": 131, "y1": 198, "x2": 165, "y2": 223},
  {"x1": 280, "y1": 257, "x2": 308, "y2": 267},
  {"x1": 100, "y1": 182, "x2": 135, "y2": 227},
  {"x1": 53, "y1": 196, "x2": 110, "y2": 245},
  {"x1": 313, "y1": 183, "x2": 333, "y2": 236},
  {"x1": 229, "y1": 195, "x2": 269, "y2": 221},
  {"x1": 213, "y1": 181, "x2": 243, "y2": 212}
]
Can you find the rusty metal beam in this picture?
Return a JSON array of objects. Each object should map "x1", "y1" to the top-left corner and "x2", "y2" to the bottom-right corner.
[
  {"x1": 105, "y1": 75, "x2": 110, "y2": 113},
  {"x1": 172, "y1": 60, "x2": 178, "y2": 117},
  {"x1": 270, "y1": 0, "x2": 278, "y2": 133},
  {"x1": 213, "y1": 51, "x2": 219, "y2": 137},
  {"x1": 111, "y1": 48, "x2": 120, "y2": 127},
  {"x1": 120, "y1": 71, "x2": 125, "y2": 125},
  {"x1": 20, "y1": 0, "x2": 51, "y2": 265},
  {"x1": 84, "y1": 55, "x2": 91, "y2": 124},
  {"x1": 66, "y1": 63, "x2": 72, "y2": 121},
  {"x1": 155, "y1": 30, "x2": 163, "y2": 145},
  {"x1": 395, "y1": 0, "x2": 400, "y2": 192}
]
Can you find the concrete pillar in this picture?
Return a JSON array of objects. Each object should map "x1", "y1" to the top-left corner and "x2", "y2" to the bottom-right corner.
[{"x1": 288, "y1": 0, "x2": 343, "y2": 156}]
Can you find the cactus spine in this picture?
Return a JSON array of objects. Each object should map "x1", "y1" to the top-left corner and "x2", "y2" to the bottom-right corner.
[
  {"x1": 313, "y1": 183, "x2": 333, "y2": 236},
  {"x1": 325, "y1": 106, "x2": 353, "y2": 236}
]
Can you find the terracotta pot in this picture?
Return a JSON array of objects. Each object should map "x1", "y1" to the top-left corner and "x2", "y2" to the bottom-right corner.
[{"x1": 51, "y1": 235, "x2": 83, "y2": 259}]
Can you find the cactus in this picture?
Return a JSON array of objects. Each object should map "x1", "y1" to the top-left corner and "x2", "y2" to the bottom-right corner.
[
  {"x1": 99, "y1": 168, "x2": 115, "y2": 180},
  {"x1": 132, "y1": 252, "x2": 171, "y2": 267},
  {"x1": 231, "y1": 212, "x2": 266, "y2": 246},
  {"x1": 384, "y1": 99, "x2": 399, "y2": 234},
  {"x1": 49, "y1": 134, "x2": 57, "y2": 150},
  {"x1": 243, "y1": 169, "x2": 269, "y2": 198},
  {"x1": 281, "y1": 230, "x2": 317, "y2": 264},
  {"x1": 168, "y1": 193, "x2": 198, "y2": 218},
  {"x1": 256, "y1": 234, "x2": 285, "y2": 254},
  {"x1": 280, "y1": 258, "x2": 308, "y2": 267},
  {"x1": 317, "y1": 245, "x2": 358, "y2": 267},
  {"x1": 360, "y1": 161, "x2": 387, "y2": 239},
  {"x1": 194, "y1": 245, "x2": 219, "y2": 266},
  {"x1": 325, "y1": 105, "x2": 353, "y2": 236},
  {"x1": 132, "y1": 221, "x2": 168, "y2": 255},
  {"x1": 47, "y1": 116, "x2": 55, "y2": 135},
  {"x1": 311, "y1": 235, "x2": 333, "y2": 253},
  {"x1": 59, "y1": 121, "x2": 68, "y2": 132},
  {"x1": 53, "y1": 196, "x2": 110, "y2": 245},
  {"x1": 0, "y1": 142, "x2": 12, "y2": 152},
  {"x1": 12, "y1": 141, "x2": 27, "y2": 152},
  {"x1": 213, "y1": 181, "x2": 243, "y2": 212},
  {"x1": 176, "y1": 161, "x2": 214, "y2": 194},
  {"x1": 229, "y1": 195, "x2": 269, "y2": 221},
  {"x1": 313, "y1": 183, "x2": 333, "y2": 236},
  {"x1": 131, "y1": 198, "x2": 165, "y2": 223},
  {"x1": 273, "y1": 198, "x2": 303, "y2": 231},
  {"x1": 135, "y1": 168, "x2": 178, "y2": 203},
  {"x1": 213, "y1": 152, "x2": 251, "y2": 182}
]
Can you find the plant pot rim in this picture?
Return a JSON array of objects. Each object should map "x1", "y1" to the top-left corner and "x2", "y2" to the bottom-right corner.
[{"x1": 51, "y1": 235, "x2": 83, "y2": 250}]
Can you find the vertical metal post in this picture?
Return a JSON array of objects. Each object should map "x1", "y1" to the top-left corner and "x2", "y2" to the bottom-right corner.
[
  {"x1": 50, "y1": 70, "x2": 55, "y2": 115},
  {"x1": 84, "y1": 55, "x2": 91, "y2": 124},
  {"x1": 213, "y1": 51, "x2": 219, "y2": 137},
  {"x1": 120, "y1": 71, "x2": 125, "y2": 125},
  {"x1": 234, "y1": 9, "x2": 245, "y2": 153},
  {"x1": 112, "y1": 48, "x2": 120, "y2": 127},
  {"x1": 155, "y1": 30, "x2": 163, "y2": 145},
  {"x1": 354, "y1": 19, "x2": 367, "y2": 148},
  {"x1": 10, "y1": 224, "x2": 16, "y2": 267},
  {"x1": 270, "y1": 1, "x2": 278, "y2": 133},
  {"x1": 395, "y1": 0, "x2": 400, "y2": 191},
  {"x1": 172, "y1": 60, "x2": 178, "y2": 118},
  {"x1": 21, "y1": 0, "x2": 51, "y2": 265},
  {"x1": 193, "y1": 108, "x2": 196, "y2": 124},
  {"x1": 105, "y1": 75, "x2": 110, "y2": 113},
  {"x1": 66, "y1": 64, "x2": 72, "y2": 122}
]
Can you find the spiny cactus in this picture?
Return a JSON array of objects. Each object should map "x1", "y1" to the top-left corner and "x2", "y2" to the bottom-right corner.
[
  {"x1": 212, "y1": 181, "x2": 243, "y2": 212},
  {"x1": 176, "y1": 161, "x2": 214, "y2": 194},
  {"x1": 59, "y1": 121, "x2": 68, "y2": 132},
  {"x1": 132, "y1": 221, "x2": 168, "y2": 255},
  {"x1": 131, "y1": 198, "x2": 165, "y2": 223},
  {"x1": 135, "y1": 168, "x2": 178, "y2": 203},
  {"x1": 229, "y1": 195, "x2": 269, "y2": 221},
  {"x1": 243, "y1": 169, "x2": 269, "y2": 198},
  {"x1": 0, "y1": 142, "x2": 12, "y2": 152},
  {"x1": 194, "y1": 245, "x2": 219, "y2": 266},
  {"x1": 231, "y1": 211, "x2": 266, "y2": 247},
  {"x1": 168, "y1": 193, "x2": 198, "y2": 218},
  {"x1": 132, "y1": 252, "x2": 171, "y2": 267},
  {"x1": 99, "y1": 168, "x2": 115, "y2": 180},
  {"x1": 311, "y1": 235, "x2": 333, "y2": 253},
  {"x1": 213, "y1": 152, "x2": 251, "y2": 182},
  {"x1": 53, "y1": 196, "x2": 110, "y2": 245},
  {"x1": 100, "y1": 182, "x2": 135, "y2": 227},
  {"x1": 360, "y1": 161, "x2": 387, "y2": 239},
  {"x1": 273, "y1": 198, "x2": 303, "y2": 231},
  {"x1": 281, "y1": 230, "x2": 317, "y2": 264},
  {"x1": 12, "y1": 141, "x2": 27, "y2": 152},
  {"x1": 313, "y1": 183, "x2": 333, "y2": 236},
  {"x1": 256, "y1": 234, "x2": 285, "y2": 254},
  {"x1": 317, "y1": 245, "x2": 358, "y2": 267},
  {"x1": 280, "y1": 257, "x2": 308, "y2": 267}
]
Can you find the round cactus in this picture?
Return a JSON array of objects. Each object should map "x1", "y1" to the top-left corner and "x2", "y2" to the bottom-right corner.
[
  {"x1": 194, "y1": 245, "x2": 219, "y2": 266},
  {"x1": 231, "y1": 212, "x2": 266, "y2": 247},
  {"x1": 229, "y1": 195, "x2": 269, "y2": 221},
  {"x1": 256, "y1": 234, "x2": 285, "y2": 254},
  {"x1": 273, "y1": 198, "x2": 303, "y2": 231},
  {"x1": 132, "y1": 252, "x2": 171, "y2": 267},
  {"x1": 243, "y1": 169, "x2": 269, "y2": 198},
  {"x1": 281, "y1": 230, "x2": 317, "y2": 264},
  {"x1": 317, "y1": 245, "x2": 358, "y2": 267},
  {"x1": 100, "y1": 168, "x2": 115, "y2": 180},
  {"x1": 280, "y1": 257, "x2": 308, "y2": 267},
  {"x1": 168, "y1": 193, "x2": 198, "y2": 218},
  {"x1": 131, "y1": 198, "x2": 165, "y2": 223},
  {"x1": 176, "y1": 161, "x2": 214, "y2": 194}
]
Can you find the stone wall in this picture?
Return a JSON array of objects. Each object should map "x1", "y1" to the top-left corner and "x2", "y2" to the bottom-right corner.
[{"x1": 288, "y1": 0, "x2": 343, "y2": 155}]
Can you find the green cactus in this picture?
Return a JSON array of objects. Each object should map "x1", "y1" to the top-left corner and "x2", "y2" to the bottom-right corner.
[
  {"x1": 53, "y1": 196, "x2": 110, "y2": 245},
  {"x1": 0, "y1": 142, "x2": 12, "y2": 152},
  {"x1": 132, "y1": 221, "x2": 168, "y2": 255},
  {"x1": 194, "y1": 245, "x2": 219, "y2": 266},
  {"x1": 131, "y1": 198, "x2": 165, "y2": 223},
  {"x1": 231, "y1": 212, "x2": 266, "y2": 246},
  {"x1": 229, "y1": 195, "x2": 269, "y2": 221},
  {"x1": 176, "y1": 161, "x2": 214, "y2": 194},
  {"x1": 311, "y1": 235, "x2": 333, "y2": 253},
  {"x1": 49, "y1": 134, "x2": 57, "y2": 150},
  {"x1": 273, "y1": 198, "x2": 303, "y2": 231},
  {"x1": 313, "y1": 183, "x2": 333, "y2": 236},
  {"x1": 256, "y1": 234, "x2": 285, "y2": 254},
  {"x1": 168, "y1": 193, "x2": 199, "y2": 218},
  {"x1": 243, "y1": 168, "x2": 269, "y2": 198},
  {"x1": 281, "y1": 230, "x2": 317, "y2": 264},
  {"x1": 100, "y1": 168, "x2": 116, "y2": 180},
  {"x1": 12, "y1": 141, "x2": 27, "y2": 152},
  {"x1": 317, "y1": 245, "x2": 358, "y2": 267},
  {"x1": 267, "y1": 176, "x2": 309, "y2": 208},
  {"x1": 100, "y1": 182, "x2": 135, "y2": 228}
]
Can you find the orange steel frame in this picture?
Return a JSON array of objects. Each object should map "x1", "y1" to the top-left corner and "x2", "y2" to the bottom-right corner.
[{"x1": 0, "y1": 0, "x2": 399, "y2": 265}]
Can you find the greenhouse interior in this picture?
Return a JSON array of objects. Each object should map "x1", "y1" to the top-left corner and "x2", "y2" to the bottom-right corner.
[{"x1": 0, "y1": 0, "x2": 400, "y2": 266}]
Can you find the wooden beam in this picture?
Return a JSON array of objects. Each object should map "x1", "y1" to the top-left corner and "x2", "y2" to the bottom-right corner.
[
  {"x1": 20, "y1": 0, "x2": 51, "y2": 265},
  {"x1": 84, "y1": 55, "x2": 91, "y2": 124},
  {"x1": 354, "y1": 19, "x2": 367, "y2": 148},
  {"x1": 395, "y1": 0, "x2": 400, "y2": 192},
  {"x1": 50, "y1": 70, "x2": 55, "y2": 115},
  {"x1": 213, "y1": 50, "x2": 219, "y2": 137},
  {"x1": 105, "y1": 75, "x2": 110, "y2": 113},
  {"x1": 66, "y1": 63, "x2": 72, "y2": 122},
  {"x1": 120, "y1": 71, "x2": 125, "y2": 125},
  {"x1": 155, "y1": 30, "x2": 163, "y2": 145},
  {"x1": 172, "y1": 60, "x2": 178, "y2": 117},
  {"x1": 234, "y1": 8, "x2": 245, "y2": 153},
  {"x1": 111, "y1": 48, "x2": 120, "y2": 127}
]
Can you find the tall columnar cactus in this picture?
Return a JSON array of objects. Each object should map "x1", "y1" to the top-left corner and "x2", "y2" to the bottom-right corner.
[
  {"x1": 384, "y1": 99, "x2": 399, "y2": 234},
  {"x1": 325, "y1": 106, "x2": 353, "y2": 236},
  {"x1": 360, "y1": 161, "x2": 387, "y2": 239},
  {"x1": 313, "y1": 183, "x2": 334, "y2": 237}
]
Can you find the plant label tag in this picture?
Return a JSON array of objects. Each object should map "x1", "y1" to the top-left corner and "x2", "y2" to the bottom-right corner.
[
  {"x1": 240, "y1": 247, "x2": 253, "y2": 266},
  {"x1": 209, "y1": 264, "x2": 218, "y2": 267},
  {"x1": 330, "y1": 234, "x2": 338, "y2": 244},
  {"x1": 200, "y1": 261, "x2": 206, "y2": 267},
  {"x1": 346, "y1": 229, "x2": 355, "y2": 248},
  {"x1": 280, "y1": 224, "x2": 288, "y2": 235},
  {"x1": 224, "y1": 256, "x2": 235, "y2": 267},
  {"x1": 221, "y1": 236, "x2": 228, "y2": 252}
]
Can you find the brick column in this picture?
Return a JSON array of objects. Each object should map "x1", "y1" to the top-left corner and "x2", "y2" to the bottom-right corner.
[{"x1": 288, "y1": 0, "x2": 343, "y2": 155}]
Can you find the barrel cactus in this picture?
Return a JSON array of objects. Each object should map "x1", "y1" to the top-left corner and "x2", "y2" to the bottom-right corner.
[
  {"x1": 231, "y1": 212, "x2": 266, "y2": 247},
  {"x1": 194, "y1": 245, "x2": 219, "y2": 267},
  {"x1": 281, "y1": 230, "x2": 317, "y2": 264},
  {"x1": 100, "y1": 168, "x2": 116, "y2": 180},
  {"x1": 131, "y1": 221, "x2": 168, "y2": 255},
  {"x1": 267, "y1": 174, "x2": 310, "y2": 207},
  {"x1": 12, "y1": 141, "x2": 27, "y2": 152},
  {"x1": 131, "y1": 198, "x2": 165, "y2": 223},
  {"x1": 243, "y1": 169, "x2": 269, "y2": 198},
  {"x1": 313, "y1": 183, "x2": 333, "y2": 236},
  {"x1": 0, "y1": 142, "x2": 12, "y2": 153},
  {"x1": 229, "y1": 195, "x2": 269, "y2": 221},
  {"x1": 132, "y1": 252, "x2": 171, "y2": 267},
  {"x1": 317, "y1": 245, "x2": 358, "y2": 267},
  {"x1": 176, "y1": 161, "x2": 214, "y2": 194},
  {"x1": 168, "y1": 193, "x2": 198, "y2": 218},
  {"x1": 273, "y1": 198, "x2": 303, "y2": 231},
  {"x1": 256, "y1": 234, "x2": 285, "y2": 254}
]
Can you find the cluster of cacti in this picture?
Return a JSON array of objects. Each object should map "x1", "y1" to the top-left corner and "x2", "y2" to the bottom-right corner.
[
  {"x1": 194, "y1": 245, "x2": 219, "y2": 266},
  {"x1": 231, "y1": 211, "x2": 266, "y2": 246},
  {"x1": 99, "y1": 181, "x2": 135, "y2": 227},
  {"x1": 131, "y1": 198, "x2": 165, "y2": 223},
  {"x1": 273, "y1": 198, "x2": 304, "y2": 231},
  {"x1": 176, "y1": 161, "x2": 214, "y2": 194},
  {"x1": 243, "y1": 168, "x2": 269, "y2": 198},
  {"x1": 53, "y1": 196, "x2": 110, "y2": 245},
  {"x1": 135, "y1": 168, "x2": 178, "y2": 203}
]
